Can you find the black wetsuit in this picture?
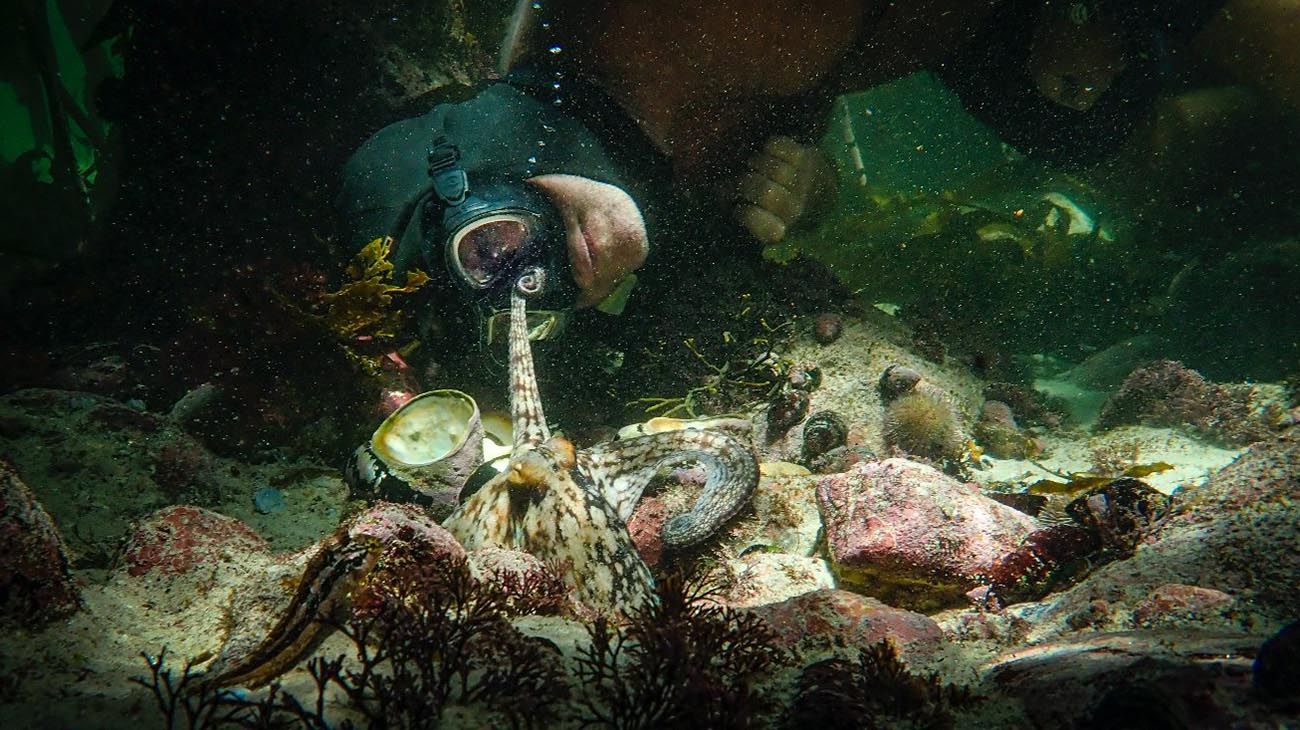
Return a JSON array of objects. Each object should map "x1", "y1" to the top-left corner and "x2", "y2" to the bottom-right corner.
[{"x1": 337, "y1": 67, "x2": 672, "y2": 281}]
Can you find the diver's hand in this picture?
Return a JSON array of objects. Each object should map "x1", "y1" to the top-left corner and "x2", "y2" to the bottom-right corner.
[{"x1": 733, "y1": 135, "x2": 835, "y2": 246}]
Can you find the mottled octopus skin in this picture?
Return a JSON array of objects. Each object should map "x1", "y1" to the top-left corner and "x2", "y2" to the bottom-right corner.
[
  {"x1": 208, "y1": 271, "x2": 758, "y2": 687},
  {"x1": 443, "y1": 273, "x2": 758, "y2": 611}
]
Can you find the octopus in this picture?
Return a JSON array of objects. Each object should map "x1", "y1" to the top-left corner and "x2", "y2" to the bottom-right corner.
[{"x1": 206, "y1": 267, "x2": 759, "y2": 688}]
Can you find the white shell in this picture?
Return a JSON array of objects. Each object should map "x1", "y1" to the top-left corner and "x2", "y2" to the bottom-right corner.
[
  {"x1": 351, "y1": 390, "x2": 487, "y2": 514},
  {"x1": 373, "y1": 390, "x2": 480, "y2": 466}
]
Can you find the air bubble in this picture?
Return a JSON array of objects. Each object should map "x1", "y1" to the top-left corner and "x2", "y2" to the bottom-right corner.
[{"x1": 549, "y1": 45, "x2": 562, "y2": 54}]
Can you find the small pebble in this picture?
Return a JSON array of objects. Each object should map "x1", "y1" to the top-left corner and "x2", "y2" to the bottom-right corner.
[
  {"x1": 812, "y1": 313, "x2": 843, "y2": 344},
  {"x1": 253, "y1": 486, "x2": 286, "y2": 515}
]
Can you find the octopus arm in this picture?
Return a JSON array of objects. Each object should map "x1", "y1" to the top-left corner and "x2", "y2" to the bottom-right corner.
[{"x1": 578, "y1": 429, "x2": 759, "y2": 548}]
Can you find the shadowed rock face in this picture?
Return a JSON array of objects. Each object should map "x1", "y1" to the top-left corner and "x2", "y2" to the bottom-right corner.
[
  {"x1": 816, "y1": 457, "x2": 1037, "y2": 611},
  {"x1": 0, "y1": 459, "x2": 81, "y2": 626}
]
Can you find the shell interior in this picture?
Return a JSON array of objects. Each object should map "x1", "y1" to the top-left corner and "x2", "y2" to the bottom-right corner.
[
  {"x1": 372, "y1": 390, "x2": 478, "y2": 466},
  {"x1": 481, "y1": 411, "x2": 514, "y2": 468}
]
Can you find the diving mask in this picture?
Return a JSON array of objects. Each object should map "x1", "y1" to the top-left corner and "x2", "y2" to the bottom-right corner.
[{"x1": 427, "y1": 136, "x2": 578, "y2": 342}]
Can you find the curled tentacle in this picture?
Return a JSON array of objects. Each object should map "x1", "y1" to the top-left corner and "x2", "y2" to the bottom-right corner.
[{"x1": 578, "y1": 429, "x2": 759, "y2": 548}]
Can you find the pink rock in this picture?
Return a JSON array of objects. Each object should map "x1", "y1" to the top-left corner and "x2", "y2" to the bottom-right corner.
[
  {"x1": 748, "y1": 588, "x2": 942, "y2": 660},
  {"x1": 1132, "y1": 583, "x2": 1234, "y2": 628},
  {"x1": 121, "y1": 505, "x2": 269, "y2": 577},
  {"x1": 626, "y1": 495, "x2": 669, "y2": 567},
  {"x1": 0, "y1": 460, "x2": 80, "y2": 625},
  {"x1": 816, "y1": 458, "x2": 1038, "y2": 610},
  {"x1": 346, "y1": 501, "x2": 465, "y2": 560}
]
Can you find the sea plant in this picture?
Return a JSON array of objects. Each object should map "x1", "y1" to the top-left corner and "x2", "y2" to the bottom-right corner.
[
  {"x1": 573, "y1": 571, "x2": 787, "y2": 729},
  {"x1": 134, "y1": 548, "x2": 570, "y2": 729}
]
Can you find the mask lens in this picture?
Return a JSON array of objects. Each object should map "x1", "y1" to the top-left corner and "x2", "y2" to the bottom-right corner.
[{"x1": 452, "y1": 214, "x2": 536, "y2": 286}]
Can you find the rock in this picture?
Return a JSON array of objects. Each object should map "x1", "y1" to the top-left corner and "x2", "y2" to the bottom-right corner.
[
  {"x1": 747, "y1": 589, "x2": 942, "y2": 662},
  {"x1": 718, "y1": 553, "x2": 835, "y2": 608},
  {"x1": 816, "y1": 458, "x2": 1038, "y2": 611},
  {"x1": 0, "y1": 460, "x2": 80, "y2": 625},
  {"x1": 347, "y1": 501, "x2": 465, "y2": 558},
  {"x1": 985, "y1": 631, "x2": 1278, "y2": 728},
  {"x1": 812, "y1": 312, "x2": 844, "y2": 344},
  {"x1": 973, "y1": 400, "x2": 1042, "y2": 459},
  {"x1": 1096, "y1": 360, "x2": 1277, "y2": 447},
  {"x1": 1000, "y1": 430, "x2": 1300, "y2": 641},
  {"x1": 737, "y1": 473, "x2": 823, "y2": 556},
  {"x1": 1132, "y1": 584, "x2": 1234, "y2": 629},
  {"x1": 1253, "y1": 620, "x2": 1300, "y2": 702},
  {"x1": 626, "y1": 495, "x2": 669, "y2": 567},
  {"x1": 120, "y1": 505, "x2": 269, "y2": 577}
]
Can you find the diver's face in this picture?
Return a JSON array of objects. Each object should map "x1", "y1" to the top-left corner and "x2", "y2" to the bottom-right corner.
[
  {"x1": 1028, "y1": 11, "x2": 1127, "y2": 112},
  {"x1": 526, "y1": 174, "x2": 649, "y2": 308}
]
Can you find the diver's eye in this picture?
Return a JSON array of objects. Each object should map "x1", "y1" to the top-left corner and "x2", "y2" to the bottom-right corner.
[{"x1": 453, "y1": 215, "x2": 534, "y2": 285}]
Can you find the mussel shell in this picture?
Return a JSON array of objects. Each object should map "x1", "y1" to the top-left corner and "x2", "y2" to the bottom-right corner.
[{"x1": 767, "y1": 389, "x2": 810, "y2": 434}]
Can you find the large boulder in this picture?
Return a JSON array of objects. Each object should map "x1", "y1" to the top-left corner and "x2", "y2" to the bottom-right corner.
[
  {"x1": 816, "y1": 458, "x2": 1037, "y2": 611},
  {"x1": 983, "y1": 631, "x2": 1279, "y2": 728}
]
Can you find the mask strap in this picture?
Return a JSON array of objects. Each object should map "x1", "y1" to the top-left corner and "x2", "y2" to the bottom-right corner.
[{"x1": 427, "y1": 135, "x2": 468, "y2": 207}]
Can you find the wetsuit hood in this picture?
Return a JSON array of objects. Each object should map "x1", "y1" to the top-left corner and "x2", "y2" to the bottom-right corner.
[{"x1": 338, "y1": 80, "x2": 647, "y2": 277}]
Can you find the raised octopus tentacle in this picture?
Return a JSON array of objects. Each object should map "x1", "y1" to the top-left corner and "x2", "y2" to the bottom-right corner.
[
  {"x1": 578, "y1": 428, "x2": 759, "y2": 548},
  {"x1": 509, "y1": 272, "x2": 550, "y2": 451},
  {"x1": 443, "y1": 278, "x2": 655, "y2": 612}
]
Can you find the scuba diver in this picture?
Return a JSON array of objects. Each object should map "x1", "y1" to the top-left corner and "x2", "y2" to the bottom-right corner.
[
  {"x1": 338, "y1": 76, "x2": 657, "y2": 344},
  {"x1": 336, "y1": 0, "x2": 992, "y2": 344},
  {"x1": 337, "y1": 0, "x2": 1268, "y2": 352}
]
